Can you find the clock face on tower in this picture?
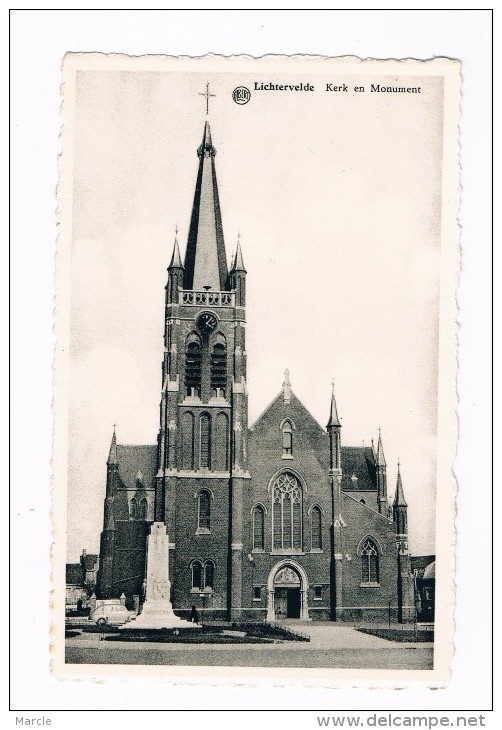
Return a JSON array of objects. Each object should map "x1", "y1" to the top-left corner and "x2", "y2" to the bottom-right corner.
[{"x1": 197, "y1": 312, "x2": 218, "y2": 333}]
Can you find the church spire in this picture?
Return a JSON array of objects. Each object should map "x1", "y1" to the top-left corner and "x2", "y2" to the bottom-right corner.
[
  {"x1": 376, "y1": 428, "x2": 386, "y2": 466},
  {"x1": 229, "y1": 234, "x2": 247, "y2": 305},
  {"x1": 327, "y1": 381, "x2": 341, "y2": 428},
  {"x1": 393, "y1": 461, "x2": 408, "y2": 507},
  {"x1": 107, "y1": 425, "x2": 118, "y2": 466},
  {"x1": 183, "y1": 121, "x2": 229, "y2": 291},
  {"x1": 327, "y1": 382, "x2": 342, "y2": 472},
  {"x1": 166, "y1": 229, "x2": 184, "y2": 304},
  {"x1": 168, "y1": 234, "x2": 183, "y2": 270},
  {"x1": 230, "y1": 237, "x2": 246, "y2": 273}
]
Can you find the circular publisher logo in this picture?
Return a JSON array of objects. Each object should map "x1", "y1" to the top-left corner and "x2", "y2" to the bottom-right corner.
[{"x1": 232, "y1": 86, "x2": 251, "y2": 105}]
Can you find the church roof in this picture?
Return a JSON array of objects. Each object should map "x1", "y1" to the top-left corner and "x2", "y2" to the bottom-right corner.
[
  {"x1": 340, "y1": 446, "x2": 377, "y2": 491},
  {"x1": 423, "y1": 561, "x2": 436, "y2": 579},
  {"x1": 183, "y1": 122, "x2": 229, "y2": 291},
  {"x1": 116, "y1": 445, "x2": 157, "y2": 491},
  {"x1": 410, "y1": 555, "x2": 436, "y2": 578}
]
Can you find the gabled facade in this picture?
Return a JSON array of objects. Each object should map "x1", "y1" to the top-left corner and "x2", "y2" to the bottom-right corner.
[{"x1": 96, "y1": 120, "x2": 415, "y2": 622}]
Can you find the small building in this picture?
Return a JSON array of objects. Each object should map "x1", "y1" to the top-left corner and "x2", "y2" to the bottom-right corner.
[
  {"x1": 411, "y1": 555, "x2": 435, "y2": 621},
  {"x1": 65, "y1": 563, "x2": 87, "y2": 613},
  {"x1": 80, "y1": 550, "x2": 99, "y2": 592}
]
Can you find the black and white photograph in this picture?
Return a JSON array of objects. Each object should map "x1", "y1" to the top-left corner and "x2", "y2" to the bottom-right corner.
[{"x1": 52, "y1": 53, "x2": 460, "y2": 683}]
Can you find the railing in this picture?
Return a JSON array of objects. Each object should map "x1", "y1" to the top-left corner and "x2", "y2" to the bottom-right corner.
[{"x1": 180, "y1": 290, "x2": 234, "y2": 307}]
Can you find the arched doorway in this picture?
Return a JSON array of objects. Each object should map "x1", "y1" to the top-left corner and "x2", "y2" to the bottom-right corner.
[{"x1": 266, "y1": 561, "x2": 309, "y2": 621}]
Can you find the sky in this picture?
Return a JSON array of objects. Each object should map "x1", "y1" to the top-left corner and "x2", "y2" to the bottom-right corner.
[{"x1": 63, "y1": 57, "x2": 447, "y2": 561}]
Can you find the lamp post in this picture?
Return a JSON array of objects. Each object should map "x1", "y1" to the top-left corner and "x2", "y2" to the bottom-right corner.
[{"x1": 199, "y1": 591, "x2": 206, "y2": 628}]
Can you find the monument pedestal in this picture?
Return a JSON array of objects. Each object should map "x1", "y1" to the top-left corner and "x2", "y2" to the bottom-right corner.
[{"x1": 122, "y1": 522, "x2": 199, "y2": 630}]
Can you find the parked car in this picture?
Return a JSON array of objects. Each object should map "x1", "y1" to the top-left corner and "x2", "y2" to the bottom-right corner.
[{"x1": 90, "y1": 603, "x2": 131, "y2": 626}]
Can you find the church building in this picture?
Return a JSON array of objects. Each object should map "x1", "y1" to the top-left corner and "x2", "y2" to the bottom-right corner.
[{"x1": 96, "y1": 119, "x2": 415, "y2": 623}]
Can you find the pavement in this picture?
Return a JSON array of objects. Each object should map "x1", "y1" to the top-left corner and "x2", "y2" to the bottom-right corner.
[{"x1": 65, "y1": 621, "x2": 433, "y2": 670}]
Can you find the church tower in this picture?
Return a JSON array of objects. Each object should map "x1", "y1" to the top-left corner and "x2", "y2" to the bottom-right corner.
[{"x1": 156, "y1": 121, "x2": 248, "y2": 620}]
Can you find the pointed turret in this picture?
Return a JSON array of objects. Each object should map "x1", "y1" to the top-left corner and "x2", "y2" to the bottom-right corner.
[
  {"x1": 98, "y1": 426, "x2": 119, "y2": 597},
  {"x1": 393, "y1": 461, "x2": 408, "y2": 508},
  {"x1": 327, "y1": 382, "x2": 342, "y2": 472},
  {"x1": 392, "y1": 461, "x2": 414, "y2": 622},
  {"x1": 393, "y1": 461, "x2": 408, "y2": 535},
  {"x1": 107, "y1": 426, "x2": 118, "y2": 466},
  {"x1": 166, "y1": 234, "x2": 184, "y2": 304},
  {"x1": 376, "y1": 428, "x2": 386, "y2": 466},
  {"x1": 327, "y1": 385, "x2": 341, "y2": 428},
  {"x1": 183, "y1": 122, "x2": 229, "y2": 291},
  {"x1": 168, "y1": 237, "x2": 183, "y2": 270},
  {"x1": 229, "y1": 236, "x2": 247, "y2": 305},
  {"x1": 231, "y1": 240, "x2": 246, "y2": 273},
  {"x1": 375, "y1": 428, "x2": 388, "y2": 514}
]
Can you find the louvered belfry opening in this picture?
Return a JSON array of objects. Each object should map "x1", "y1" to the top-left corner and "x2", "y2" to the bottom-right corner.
[
  {"x1": 185, "y1": 340, "x2": 202, "y2": 396},
  {"x1": 210, "y1": 342, "x2": 227, "y2": 397}
]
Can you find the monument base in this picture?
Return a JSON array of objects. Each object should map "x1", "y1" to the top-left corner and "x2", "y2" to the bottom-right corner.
[{"x1": 121, "y1": 600, "x2": 200, "y2": 630}]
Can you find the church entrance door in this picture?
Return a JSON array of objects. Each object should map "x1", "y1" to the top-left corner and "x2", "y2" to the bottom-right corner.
[
  {"x1": 286, "y1": 587, "x2": 301, "y2": 618},
  {"x1": 268, "y1": 563, "x2": 308, "y2": 620},
  {"x1": 273, "y1": 587, "x2": 301, "y2": 619}
]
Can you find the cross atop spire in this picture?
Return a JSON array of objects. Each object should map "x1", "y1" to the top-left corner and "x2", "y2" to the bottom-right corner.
[{"x1": 199, "y1": 81, "x2": 216, "y2": 116}]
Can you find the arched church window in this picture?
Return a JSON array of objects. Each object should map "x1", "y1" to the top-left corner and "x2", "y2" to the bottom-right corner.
[
  {"x1": 361, "y1": 538, "x2": 380, "y2": 584},
  {"x1": 199, "y1": 413, "x2": 211, "y2": 469},
  {"x1": 185, "y1": 336, "x2": 202, "y2": 397},
  {"x1": 191, "y1": 561, "x2": 203, "y2": 590},
  {"x1": 181, "y1": 412, "x2": 195, "y2": 470},
  {"x1": 272, "y1": 472, "x2": 302, "y2": 551},
  {"x1": 214, "y1": 412, "x2": 229, "y2": 471},
  {"x1": 282, "y1": 420, "x2": 293, "y2": 457},
  {"x1": 129, "y1": 498, "x2": 138, "y2": 520},
  {"x1": 139, "y1": 498, "x2": 148, "y2": 520},
  {"x1": 210, "y1": 339, "x2": 227, "y2": 398},
  {"x1": 197, "y1": 489, "x2": 211, "y2": 532},
  {"x1": 252, "y1": 505, "x2": 265, "y2": 551},
  {"x1": 204, "y1": 560, "x2": 214, "y2": 589},
  {"x1": 310, "y1": 505, "x2": 322, "y2": 551}
]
